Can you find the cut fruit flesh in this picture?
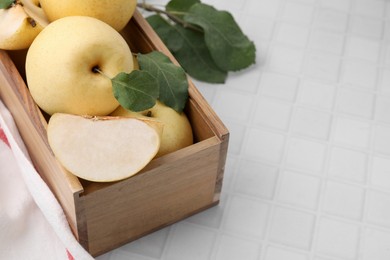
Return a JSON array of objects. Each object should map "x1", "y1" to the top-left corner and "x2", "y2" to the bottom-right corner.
[
  {"x1": 0, "y1": 1, "x2": 49, "y2": 50},
  {"x1": 47, "y1": 113, "x2": 162, "y2": 182}
]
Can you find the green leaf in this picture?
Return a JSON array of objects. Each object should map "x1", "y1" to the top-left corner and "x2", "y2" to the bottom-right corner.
[
  {"x1": 166, "y1": 0, "x2": 200, "y2": 18},
  {"x1": 0, "y1": 0, "x2": 14, "y2": 9},
  {"x1": 112, "y1": 71, "x2": 159, "y2": 112},
  {"x1": 184, "y1": 3, "x2": 256, "y2": 71},
  {"x1": 146, "y1": 14, "x2": 183, "y2": 52},
  {"x1": 137, "y1": 51, "x2": 189, "y2": 113},
  {"x1": 170, "y1": 24, "x2": 228, "y2": 83},
  {"x1": 147, "y1": 15, "x2": 227, "y2": 84}
]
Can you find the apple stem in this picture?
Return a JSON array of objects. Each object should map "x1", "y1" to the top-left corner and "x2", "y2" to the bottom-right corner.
[{"x1": 92, "y1": 66, "x2": 111, "y2": 79}]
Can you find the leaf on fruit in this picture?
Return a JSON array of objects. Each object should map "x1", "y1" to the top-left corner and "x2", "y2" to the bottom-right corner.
[
  {"x1": 147, "y1": 15, "x2": 227, "y2": 84},
  {"x1": 0, "y1": 0, "x2": 14, "y2": 9},
  {"x1": 166, "y1": 0, "x2": 200, "y2": 18},
  {"x1": 137, "y1": 51, "x2": 188, "y2": 113},
  {"x1": 112, "y1": 71, "x2": 159, "y2": 112},
  {"x1": 184, "y1": 3, "x2": 256, "y2": 71}
]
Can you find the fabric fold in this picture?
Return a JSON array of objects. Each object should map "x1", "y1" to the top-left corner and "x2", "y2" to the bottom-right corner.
[{"x1": 0, "y1": 100, "x2": 94, "y2": 260}]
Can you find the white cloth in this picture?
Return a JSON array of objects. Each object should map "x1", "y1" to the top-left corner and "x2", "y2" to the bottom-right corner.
[{"x1": 0, "y1": 100, "x2": 94, "y2": 260}]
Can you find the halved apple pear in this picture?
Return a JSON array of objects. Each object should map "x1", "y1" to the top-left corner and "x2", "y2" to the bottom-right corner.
[
  {"x1": 0, "y1": 0, "x2": 49, "y2": 50},
  {"x1": 47, "y1": 113, "x2": 163, "y2": 182}
]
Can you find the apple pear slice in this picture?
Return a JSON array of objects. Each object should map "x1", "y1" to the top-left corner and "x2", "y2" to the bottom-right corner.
[
  {"x1": 47, "y1": 113, "x2": 162, "y2": 182},
  {"x1": 0, "y1": 0, "x2": 49, "y2": 50}
]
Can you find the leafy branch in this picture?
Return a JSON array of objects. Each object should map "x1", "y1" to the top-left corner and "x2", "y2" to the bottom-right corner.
[{"x1": 138, "y1": 0, "x2": 256, "y2": 84}]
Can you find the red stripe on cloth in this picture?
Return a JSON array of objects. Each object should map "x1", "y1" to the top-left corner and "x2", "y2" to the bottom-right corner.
[
  {"x1": 67, "y1": 250, "x2": 74, "y2": 260},
  {"x1": 0, "y1": 127, "x2": 10, "y2": 147}
]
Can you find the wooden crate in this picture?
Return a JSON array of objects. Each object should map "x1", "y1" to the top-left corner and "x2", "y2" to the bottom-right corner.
[{"x1": 0, "y1": 11, "x2": 229, "y2": 256}]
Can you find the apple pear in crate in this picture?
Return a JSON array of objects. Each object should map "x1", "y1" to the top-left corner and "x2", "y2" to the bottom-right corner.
[
  {"x1": 47, "y1": 113, "x2": 163, "y2": 182},
  {"x1": 38, "y1": 0, "x2": 137, "y2": 31},
  {"x1": 112, "y1": 101, "x2": 193, "y2": 157},
  {"x1": 0, "y1": 0, "x2": 49, "y2": 50},
  {"x1": 25, "y1": 16, "x2": 134, "y2": 116}
]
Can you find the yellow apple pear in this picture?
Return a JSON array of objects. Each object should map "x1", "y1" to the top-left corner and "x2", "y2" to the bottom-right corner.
[
  {"x1": 26, "y1": 16, "x2": 134, "y2": 116},
  {"x1": 0, "y1": 0, "x2": 49, "y2": 50},
  {"x1": 39, "y1": 0, "x2": 137, "y2": 31},
  {"x1": 111, "y1": 101, "x2": 193, "y2": 157}
]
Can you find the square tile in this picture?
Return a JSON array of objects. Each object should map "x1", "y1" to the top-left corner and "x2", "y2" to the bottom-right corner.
[
  {"x1": 260, "y1": 72, "x2": 299, "y2": 101},
  {"x1": 264, "y1": 246, "x2": 309, "y2": 260},
  {"x1": 234, "y1": 159, "x2": 279, "y2": 199},
  {"x1": 280, "y1": 2, "x2": 315, "y2": 25},
  {"x1": 268, "y1": 206, "x2": 315, "y2": 249},
  {"x1": 224, "y1": 64, "x2": 262, "y2": 94},
  {"x1": 319, "y1": 0, "x2": 351, "y2": 11},
  {"x1": 253, "y1": 41, "x2": 269, "y2": 68},
  {"x1": 244, "y1": 0, "x2": 281, "y2": 18},
  {"x1": 341, "y1": 60, "x2": 378, "y2": 90},
  {"x1": 214, "y1": 234, "x2": 260, "y2": 260},
  {"x1": 332, "y1": 117, "x2": 371, "y2": 149},
  {"x1": 335, "y1": 88, "x2": 374, "y2": 119},
  {"x1": 316, "y1": 218, "x2": 360, "y2": 259},
  {"x1": 373, "y1": 124, "x2": 390, "y2": 156},
  {"x1": 303, "y1": 52, "x2": 341, "y2": 82},
  {"x1": 345, "y1": 36, "x2": 381, "y2": 62},
  {"x1": 186, "y1": 194, "x2": 227, "y2": 229},
  {"x1": 119, "y1": 228, "x2": 169, "y2": 258},
  {"x1": 285, "y1": 138, "x2": 327, "y2": 174},
  {"x1": 353, "y1": 0, "x2": 385, "y2": 18},
  {"x1": 223, "y1": 195, "x2": 270, "y2": 239},
  {"x1": 268, "y1": 45, "x2": 305, "y2": 75},
  {"x1": 375, "y1": 96, "x2": 390, "y2": 124},
  {"x1": 276, "y1": 170, "x2": 321, "y2": 210},
  {"x1": 220, "y1": 155, "x2": 239, "y2": 192},
  {"x1": 242, "y1": 16, "x2": 275, "y2": 41},
  {"x1": 328, "y1": 146, "x2": 368, "y2": 183},
  {"x1": 314, "y1": 9, "x2": 349, "y2": 32},
  {"x1": 192, "y1": 79, "x2": 217, "y2": 103},
  {"x1": 243, "y1": 128, "x2": 286, "y2": 163},
  {"x1": 212, "y1": 89, "x2": 254, "y2": 123},
  {"x1": 322, "y1": 181, "x2": 365, "y2": 220},
  {"x1": 222, "y1": 120, "x2": 246, "y2": 155},
  {"x1": 361, "y1": 227, "x2": 390, "y2": 260},
  {"x1": 313, "y1": 257, "x2": 335, "y2": 260},
  {"x1": 385, "y1": 46, "x2": 390, "y2": 66},
  {"x1": 349, "y1": 16, "x2": 383, "y2": 39},
  {"x1": 297, "y1": 80, "x2": 336, "y2": 111},
  {"x1": 366, "y1": 190, "x2": 390, "y2": 228},
  {"x1": 253, "y1": 97, "x2": 292, "y2": 130},
  {"x1": 274, "y1": 23, "x2": 310, "y2": 47},
  {"x1": 110, "y1": 250, "x2": 154, "y2": 260},
  {"x1": 292, "y1": 0, "x2": 317, "y2": 4},
  {"x1": 95, "y1": 253, "x2": 112, "y2": 260},
  {"x1": 378, "y1": 69, "x2": 390, "y2": 95},
  {"x1": 291, "y1": 107, "x2": 332, "y2": 140},
  {"x1": 211, "y1": 0, "x2": 245, "y2": 13},
  {"x1": 308, "y1": 30, "x2": 345, "y2": 54},
  {"x1": 371, "y1": 156, "x2": 390, "y2": 190},
  {"x1": 385, "y1": 21, "x2": 390, "y2": 43},
  {"x1": 164, "y1": 223, "x2": 216, "y2": 260}
]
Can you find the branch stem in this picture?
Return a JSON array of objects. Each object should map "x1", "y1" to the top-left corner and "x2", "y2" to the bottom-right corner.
[{"x1": 137, "y1": 3, "x2": 203, "y2": 33}]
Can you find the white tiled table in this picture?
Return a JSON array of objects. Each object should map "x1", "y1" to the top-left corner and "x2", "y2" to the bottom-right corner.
[{"x1": 97, "y1": 0, "x2": 390, "y2": 259}]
